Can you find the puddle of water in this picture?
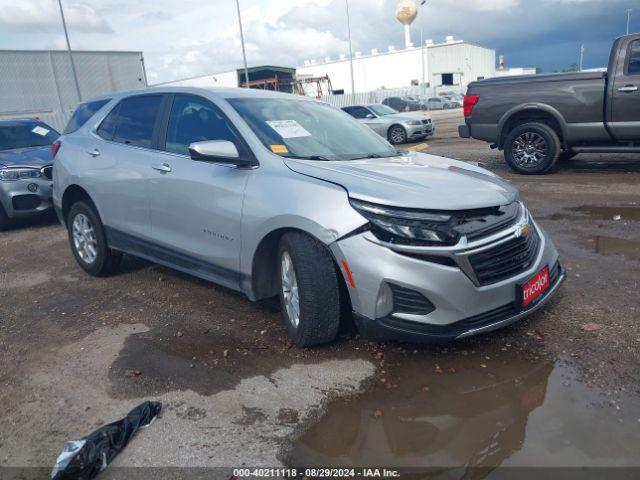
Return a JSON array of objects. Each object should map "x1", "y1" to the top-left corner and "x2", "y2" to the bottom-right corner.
[
  {"x1": 594, "y1": 236, "x2": 640, "y2": 261},
  {"x1": 286, "y1": 349, "x2": 640, "y2": 470},
  {"x1": 545, "y1": 205, "x2": 640, "y2": 221}
]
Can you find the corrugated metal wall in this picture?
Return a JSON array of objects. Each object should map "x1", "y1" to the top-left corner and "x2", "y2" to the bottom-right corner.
[
  {"x1": 0, "y1": 50, "x2": 147, "y2": 131},
  {"x1": 319, "y1": 85, "x2": 463, "y2": 109}
]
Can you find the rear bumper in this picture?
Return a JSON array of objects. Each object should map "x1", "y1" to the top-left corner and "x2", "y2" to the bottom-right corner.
[{"x1": 458, "y1": 123, "x2": 470, "y2": 138}]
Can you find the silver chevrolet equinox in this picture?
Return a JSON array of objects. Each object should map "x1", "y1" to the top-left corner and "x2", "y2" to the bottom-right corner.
[{"x1": 53, "y1": 87, "x2": 565, "y2": 347}]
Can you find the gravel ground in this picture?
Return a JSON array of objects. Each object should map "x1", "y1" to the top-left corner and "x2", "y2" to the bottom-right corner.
[{"x1": 1, "y1": 109, "x2": 639, "y2": 471}]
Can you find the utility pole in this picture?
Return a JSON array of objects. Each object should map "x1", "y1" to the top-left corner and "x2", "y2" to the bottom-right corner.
[
  {"x1": 235, "y1": 0, "x2": 250, "y2": 88},
  {"x1": 579, "y1": 44, "x2": 585, "y2": 71},
  {"x1": 419, "y1": 1, "x2": 427, "y2": 98},
  {"x1": 57, "y1": 0, "x2": 82, "y2": 102},
  {"x1": 626, "y1": 9, "x2": 632, "y2": 35},
  {"x1": 345, "y1": 0, "x2": 356, "y2": 95}
]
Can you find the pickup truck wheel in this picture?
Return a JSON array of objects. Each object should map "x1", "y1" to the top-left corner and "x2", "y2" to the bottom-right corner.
[
  {"x1": 278, "y1": 232, "x2": 341, "y2": 347},
  {"x1": 388, "y1": 125, "x2": 408, "y2": 145},
  {"x1": 504, "y1": 123, "x2": 560, "y2": 174},
  {"x1": 67, "y1": 201, "x2": 122, "y2": 276}
]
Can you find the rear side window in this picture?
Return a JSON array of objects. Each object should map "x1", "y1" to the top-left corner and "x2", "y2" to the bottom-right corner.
[
  {"x1": 628, "y1": 40, "x2": 640, "y2": 75},
  {"x1": 63, "y1": 99, "x2": 110, "y2": 134},
  {"x1": 98, "y1": 95, "x2": 163, "y2": 148}
]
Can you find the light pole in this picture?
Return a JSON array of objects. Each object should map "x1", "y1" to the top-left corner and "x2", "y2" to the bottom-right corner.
[
  {"x1": 235, "y1": 0, "x2": 250, "y2": 88},
  {"x1": 57, "y1": 0, "x2": 82, "y2": 102},
  {"x1": 627, "y1": 9, "x2": 632, "y2": 35},
  {"x1": 345, "y1": 0, "x2": 356, "y2": 95},
  {"x1": 419, "y1": 0, "x2": 427, "y2": 98}
]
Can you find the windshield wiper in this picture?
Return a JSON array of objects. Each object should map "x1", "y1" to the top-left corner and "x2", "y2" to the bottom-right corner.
[
  {"x1": 286, "y1": 155, "x2": 331, "y2": 161},
  {"x1": 348, "y1": 153, "x2": 400, "y2": 160}
]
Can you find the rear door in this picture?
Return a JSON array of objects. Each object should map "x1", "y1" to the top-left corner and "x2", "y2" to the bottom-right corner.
[
  {"x1": 609, "y1": 37, "x2": 640, "y2": 141},
  {"x1": 90, "y1": 94, "x2": 165, "y2": 241},
  {"x1": 148, "y1": 93, "x2": 251, "y2": 289}
]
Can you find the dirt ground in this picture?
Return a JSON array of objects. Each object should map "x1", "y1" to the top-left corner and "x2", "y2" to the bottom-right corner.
[{"x1": 1, "y1": 109, "x2": 639, "y2": 475}]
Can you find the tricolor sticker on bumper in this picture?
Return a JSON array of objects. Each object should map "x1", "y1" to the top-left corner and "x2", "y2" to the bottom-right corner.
[{"x1": 521, "y1": 266, "x2": 550, "y2": 308}]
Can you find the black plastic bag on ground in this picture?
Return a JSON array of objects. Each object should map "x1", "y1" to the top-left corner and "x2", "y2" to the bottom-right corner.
[{"x1": 51, "y1": 401, "x2": 162, "y2": 480}]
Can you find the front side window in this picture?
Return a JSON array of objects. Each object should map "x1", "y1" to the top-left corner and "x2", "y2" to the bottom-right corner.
[
  {"x1": 628, "y1": 40, "x2": 640, "y2": 75},
  {"x1": 0, "y1": 123, "x2": 59, "y2": 151},
  {"x1": 99, "y1": 95, "x2": 163, "y2": 148},
  {"x1": 165, "y1": 95, "x2": 237, "y2": 155},
  {"x1": 64, "y1": 99, "x2": 110, "y2": 134},
  {"x1": 229, "y1": 98, "x2": 398, "y2": 161}
]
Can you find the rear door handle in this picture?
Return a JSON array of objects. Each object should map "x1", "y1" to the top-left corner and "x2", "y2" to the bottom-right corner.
[
  {"x1": 152, "y1": 163, "x2": 172, "y2": 173},
  {"x1": 86, "y1": 148, "x2": 100, "y2": 157},
  {"x1": 618, "y1": 85, "x2": 638, "y2": 93}
]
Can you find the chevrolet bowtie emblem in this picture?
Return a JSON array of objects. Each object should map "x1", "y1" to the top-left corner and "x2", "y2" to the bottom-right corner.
[{"x1": 515, "y1": 223, "x2": 530, "y2": 238}]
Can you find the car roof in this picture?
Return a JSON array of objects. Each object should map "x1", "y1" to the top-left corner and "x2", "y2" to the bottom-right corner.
[{"x1": 83, "y1": 86, "x2": 318, "y2": 104}]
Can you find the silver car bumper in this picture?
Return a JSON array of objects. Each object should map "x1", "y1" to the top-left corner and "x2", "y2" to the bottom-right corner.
[
  {"x1": 405, "y1": 123, "x2": 435, "y2": 139},
  {"x1": 331, "y1": 216, "x2": 563, "y2": 342},
  {"x1": 0, "y1": 176, "x2": 53, "y2": 219}
]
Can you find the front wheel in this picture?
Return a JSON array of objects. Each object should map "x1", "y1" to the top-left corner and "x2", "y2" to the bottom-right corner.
[
  {"x1": 388, "y1": 125, "x2": 408, "y2": 145},
  {"x1": 504, "y1": 122, "x2": 560, "y2": 174},
  {"x1": 278, "y1": 232, "x2": 341, "y2": 347},
  {"x1": 67, "y1": 201, "x2": 122, "y2": 276}
]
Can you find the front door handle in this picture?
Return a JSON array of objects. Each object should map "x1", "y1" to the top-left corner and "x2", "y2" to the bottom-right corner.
[
  {"x1": 618, "y1": 85, "x2": 638, "y2": 93},
  {"x1": 86, "y1": 148, "x2": 100, "y2": 157},
  {"x1": 152, "y1": 163, "x2": 172, "y2": 173}
]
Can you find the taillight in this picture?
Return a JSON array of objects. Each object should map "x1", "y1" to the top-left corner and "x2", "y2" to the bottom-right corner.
[
  {"x1": 463, "y1": 94, "x2": 480, "y2": 117},
  {"x1": 52, "y1": 140, "x2": 61, "y2": 158}
]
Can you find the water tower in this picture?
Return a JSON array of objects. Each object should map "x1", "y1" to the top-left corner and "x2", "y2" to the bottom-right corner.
[{"x1": 395, "y1": 0, "x2": 418, "y2": 49}]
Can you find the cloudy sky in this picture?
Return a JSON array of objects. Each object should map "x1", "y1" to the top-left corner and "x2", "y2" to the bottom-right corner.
[{"x1": 0, "y1": 0, "x2": 636, "y2": 84}]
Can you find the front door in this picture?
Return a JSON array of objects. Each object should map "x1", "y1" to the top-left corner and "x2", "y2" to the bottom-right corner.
[
  {"x1": 610, "y1": 37, "x2": 640, "y2": 141},
  {"x1": 149, "y1": 94, "x2": 250, "y2": 289}
]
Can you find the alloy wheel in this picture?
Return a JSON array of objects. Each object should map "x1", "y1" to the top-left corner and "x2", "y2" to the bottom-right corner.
[
  {"x1": 281, "y1": 251, "x2": 300, "y2": 328},
  {"x1": 390, "y1": 127, "x2": 406, "y2": 144},
  {"x1": 72, "y1": 213, "x2": 98, "y2": 264},
  {"x1": 512, "y1": 132, "x2": 548, "y2": 168}
]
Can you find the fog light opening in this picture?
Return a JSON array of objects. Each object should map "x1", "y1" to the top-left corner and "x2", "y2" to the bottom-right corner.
[{"x1": 375, "y1": 282, "x2": 394, "y2": 318}]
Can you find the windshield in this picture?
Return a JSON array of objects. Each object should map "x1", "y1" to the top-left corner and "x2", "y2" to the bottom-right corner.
[
  {"x1": 368, "y1": 104, "x2": 398, "y2": 116},
  {"x1": 229, "y1": 98, "x2": 399, "y2": 161},
  {"x1": 0, "y1": 123, "x2": 59, "y2": 151}
]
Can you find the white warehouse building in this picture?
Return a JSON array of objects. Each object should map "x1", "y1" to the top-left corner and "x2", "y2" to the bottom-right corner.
[{"x1": 296, "y1": 36, "x2": 496, "y2": 94}]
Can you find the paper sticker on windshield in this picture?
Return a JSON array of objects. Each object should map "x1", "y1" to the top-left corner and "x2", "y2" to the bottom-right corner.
[
  {"x1": 32, "y1": 126, "x2": 50, "y2": 136},
  {"x1": 265, "y1": 120, "x2": 311, "y2": 139},
  {"x1": 270, "y1": 144, "x2": 289, "y2": 154}
]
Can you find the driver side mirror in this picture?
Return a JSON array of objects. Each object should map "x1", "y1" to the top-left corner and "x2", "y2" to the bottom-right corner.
[
  {"x1": 365, "y1": 113, "x2": 375, "y2": 119},
  {"x1": 188, "y1": 140, "x2": 254, "y2": 167}
]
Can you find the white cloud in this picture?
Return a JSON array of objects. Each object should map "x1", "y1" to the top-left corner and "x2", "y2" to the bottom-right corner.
[{"x1": 0, "y1": 0, "x2": 112, "y2": 33}]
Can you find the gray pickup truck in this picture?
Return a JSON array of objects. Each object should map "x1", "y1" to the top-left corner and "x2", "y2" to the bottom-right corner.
[{"x1": 459, "y1": 33, "x2": 640, "y2": 174}]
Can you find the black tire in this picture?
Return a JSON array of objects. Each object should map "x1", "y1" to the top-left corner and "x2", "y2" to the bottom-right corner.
[
  {"x1": 67, "y1": 201, "x2": 122, "y2": 276},
  {"x1": 504, "y1": 122, "x2": 561, "y2": 174},
  {"x1": 388, "y1": 125, "x2": 408, "y2": 145},
  {"x1": 278, "y1": 232, "x2": 341, "y2": 347},
  {"x1": 559, "y1": 150, "x2": 578, "y2": 161},
  {"x1": 0, "y1": 202, "x2": 11, "y2": 231}
]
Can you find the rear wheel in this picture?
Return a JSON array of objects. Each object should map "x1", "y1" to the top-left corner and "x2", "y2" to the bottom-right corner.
[
  {"x1": 388, "y1": 125, "x2": 408, "y2": 145},
  {"x1": 504, "y1": 122, "x2": 560, "y2": 174},
  {"x1": 67, "y1": 201, "x2": 122, "y2": 276},
  {"x1": 0, "y1": 202, "x2": 11, "y2": 231},
  {"x1": 278, "y1": 232, "x2": 341, "y2": 347}
]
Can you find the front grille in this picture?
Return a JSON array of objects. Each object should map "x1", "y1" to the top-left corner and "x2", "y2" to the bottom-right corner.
[
  {"x1": 389, "y1": 284, "x2": 435, "y2": 315},
  {"x1": 40, "y1": 165, "x2": 53, "y2": 180},
  {"x1": 549, "y1": 260, "x2": 561, "y2": 285},
  {"x1": 469, "y1": 227, "x2": 540, "y2": 285}
]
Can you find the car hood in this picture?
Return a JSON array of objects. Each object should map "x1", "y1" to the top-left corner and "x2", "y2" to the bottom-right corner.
[
  {"x1": 0, "y1": 146, "x2": 53, "y2": 168},
  {"x1": 284, "y1": 152, "x2": 517, "y2": 210}
]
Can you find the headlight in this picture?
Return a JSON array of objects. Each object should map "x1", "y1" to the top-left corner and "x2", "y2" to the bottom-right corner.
[
  {"x1": 0, "y1": 167, "x2": 42, "y2": 181},
  {"x1": 404, "y1": 120, "x2": 422, "y2": 126},
  {"x1": 350, "y1": 198, "x2": 459, "y2": 245}
]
